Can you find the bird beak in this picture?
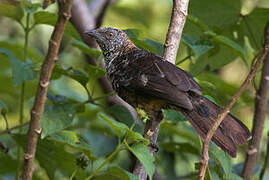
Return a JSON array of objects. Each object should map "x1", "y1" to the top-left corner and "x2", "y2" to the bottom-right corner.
[{"x1": 84, "y1": 29, "x2": 100, "y2": 39}]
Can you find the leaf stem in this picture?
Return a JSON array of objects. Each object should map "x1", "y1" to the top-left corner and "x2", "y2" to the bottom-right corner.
[
  {"x1": 2, "y1": 113, "x2": 9, "y2": 130},
  {"x1": 86, "y1": 143, "x2": 122, "y2": 180},
  {"x1": 70, "y1": 168, "x2": 78, "y2": 180}
]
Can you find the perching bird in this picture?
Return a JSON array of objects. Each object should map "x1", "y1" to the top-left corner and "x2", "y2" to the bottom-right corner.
[{"x1": 84, "y1": 27, "x2": 251, "y2": 157}]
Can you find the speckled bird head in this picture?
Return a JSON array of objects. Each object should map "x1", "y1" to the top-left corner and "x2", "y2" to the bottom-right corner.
[{"x1": 84, "y1": 27, "x2": 135, "y2": 63}]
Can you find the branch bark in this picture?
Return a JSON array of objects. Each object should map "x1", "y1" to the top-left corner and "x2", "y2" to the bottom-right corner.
[
  {"x1": 163, "y1": 0, "x2": 189, "y2": 63},
  {"x1": 199, "y1": 22, "x2": 269, "y2": 180},
  {"x1": 259, "y1": 131, "x2": 269, "y2": 180},
  {"x1": 70, "y1": 0, "x2": 137, "y2": 119},
  {"x1": 241, "y1": 23, "x2": 269, "y2": 180},
  {"x1": 20, "y1": 1, "x2": 73, "y2": 179},
  {"x1": 132, "y1": 0, "x2": 189, "y2": 179}
]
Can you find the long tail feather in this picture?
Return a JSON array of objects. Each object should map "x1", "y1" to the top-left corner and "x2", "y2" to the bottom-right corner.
[{"x1": 176, "y1": 94, "x2": 251, "y2": 157}]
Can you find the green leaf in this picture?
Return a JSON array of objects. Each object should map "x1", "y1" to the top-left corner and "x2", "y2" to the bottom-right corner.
[
  {"x1": 100, "y1": 166, "x2": 140, "y2": 180},
  {"x1": 126, "y1": 143, "x2": 155, "y2": 180},
  {"x1": 87, "y1": 64, "x2": 106, "y2": 79},
  {"x1": 107, "y1": 105, "x2": 135, "y2": 127},
  {"x1": 48, "y1": 130, "x2": 94, "y2": 159},
  {"x1": 41, "y1": 102, "x2": 76, "y2": 138},
  {"x1": 124, "y1": 29, "x2": 141, "y2": 39},
  {"x1": 13, "y1": 134, "x2": 88, "y2": 179},
  {"x1": 0, "y1": 152, "x2": 17, "y2": 174},
  {"x1": 0, "y1": 41, "x2": 43, "y2": 63},
  {"x1": 72, "y1": 40, "x2": 102, "y2": 58},
  {"x1": 239, "y1": 8, "x2": 269, "y2": 50},
  {"x1": 189, "y1": 0, "x2": 241, "y2": 29},
  {"x1": 161, "y1": 142, "x2": 199, "y2": 155},
  {"x1": 0, "y1": 48, "x2": 36, "y2": 87},
  {"x1": 207, "y1": 32, "x2": 248, "y2": 66},
  {"x1": 0, "y1": 100, "x2": 8, "y2": 115},
  {"x1": 21, "y1": 1, "x2": 41, "y2": 13},
  {"x1": 209, "y1": 143, "x2": 232, "y2": 176},
  {"x1": 33, "y1": 11, "x2": 81, "y2": 40},
  {"x1": 141, "y1": 39, "x2": 163, "y2": 56},
  {"x1": 181, "y1": 34, "x2": 214, "y2": 59},
  {"x1": 162, "y1": 109, "x2": 187, "y2": 123},
  {"x1": 0, "y1": 1, "x2": 24, "y2": 21},
  {"x1": 124, "y1": 29, "x2": 163, "y2": 55},
  {"x1": 53, "y1": 64, "x2": 89, "y2": 87},
  {"x1": 98, "y1": 113, "x2": 128, "y2": 139}
]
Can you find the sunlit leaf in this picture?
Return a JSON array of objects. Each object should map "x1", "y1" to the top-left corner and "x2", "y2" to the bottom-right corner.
[
  {"x1": 33, "y1": 11, "x2": 81, "y2": 40},
  {"x1": 0, "y1": 1, "x2": 24, "y2": 21}
]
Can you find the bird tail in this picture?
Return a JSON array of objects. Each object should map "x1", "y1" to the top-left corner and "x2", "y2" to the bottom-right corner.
[{"x1": 176, "y1": 94, "x2": 251, "y2": 157}]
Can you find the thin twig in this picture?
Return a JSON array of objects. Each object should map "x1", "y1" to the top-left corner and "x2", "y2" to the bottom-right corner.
[
  {"x1": 199, "y1": 22, "x2": 269, "y2": 180},
  {"x1": 241, "y1": 23, "x2": 269, "y2": 180},
  {"x1": 259, "y1": 131, "x2": 269, "y2": 180},
  {"x1": 132, "y1": 0, "x2": 189, "y2": 179},
  {"x1": 2, "y1": 113, "x2": 9, "y2": 130},
  {"x1": 20, "y1": 1, "x2": 73, "y2": 179},
  {"x1": 0, "y1": 122, "x2": 29, "y2": 135}
]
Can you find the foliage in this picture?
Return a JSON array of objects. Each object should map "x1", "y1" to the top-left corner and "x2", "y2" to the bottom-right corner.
[{"x1": 0, "y1": 0, "x2": 268, "y2": 180}]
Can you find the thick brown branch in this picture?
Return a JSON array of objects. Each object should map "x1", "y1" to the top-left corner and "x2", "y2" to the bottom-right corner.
[
  {"x1": 199, "y1": 22, "x2": 269, "y2": 180},
  {"x1": 132, "y1": 0, "x2": 189, "y2": 179},
  {"x1": 241, "y1": 23, "x2": 269, "y2": 180},
  {"x1": 163, "y1": 0, "x2": 189, "y2": 64},
  {"x1": 20, "y1": 1, "x2": 73, "y2": 179}
]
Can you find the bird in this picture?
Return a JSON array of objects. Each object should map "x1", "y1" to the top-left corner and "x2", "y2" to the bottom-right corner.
[{"x1": 84, "y1": 27, "x2": 251, "y2": 157}]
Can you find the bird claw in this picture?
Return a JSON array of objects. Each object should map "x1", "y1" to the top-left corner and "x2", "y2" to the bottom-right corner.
[{"x1": 149, "y1": 142, "x2": 159, "y2": 152}]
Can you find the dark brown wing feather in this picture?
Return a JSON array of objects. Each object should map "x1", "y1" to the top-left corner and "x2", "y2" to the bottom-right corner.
[
  {"x1": 178, "y1": 95, "x2": 251, "y2": 157},
  {"x1": 126, "y1": 52, "x2": 202, "y2": 110},
  {"x1": 122, "y1": 50, "x2": 251, "y2": 157}
]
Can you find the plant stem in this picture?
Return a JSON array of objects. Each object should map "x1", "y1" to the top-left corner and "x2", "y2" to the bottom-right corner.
[
  {"x1": 70, "y1": 168, "x2": 78, "y2": 180},
  {"x1": 3, "y1": 113, "x2": 9, "y2": 130},
  {"x1": 16, "y1": 12, "x2": 31, "y2": 180},
  {"x1": 86, "y1": 144, "x2": 122, "y2": 180}
]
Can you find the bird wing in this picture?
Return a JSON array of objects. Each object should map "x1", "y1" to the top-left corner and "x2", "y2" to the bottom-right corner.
[{"x1": 124, "y1": 52, "x2": 202, "y2": 110}]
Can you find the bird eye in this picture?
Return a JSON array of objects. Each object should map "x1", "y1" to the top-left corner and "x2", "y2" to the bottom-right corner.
[{"x1": 106, "y1": 32, "x2": 114, "y2": 39}]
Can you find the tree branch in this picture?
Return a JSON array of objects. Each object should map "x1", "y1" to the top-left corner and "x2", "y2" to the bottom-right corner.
[
  {"x1": 0, "y1": 122, "x2": 28, "y2": 135},
  {"x1": 70, "y1": 0, "x2": 137, "y2": 119},
  {"x1": 20, "y1": 1, "x2": 73, "y2": 179},
  {"x1": 241, "y1": 23, "x2": 269, "y2": 180},
  {"x1": 259, "y1": 131, "x2": 269, "y2": 180},
  {"x1": 132, "y1": 0, "x2": 189, "y2": 179},
  {"x1": 199, "y1": 22, "x2": 269, "y2": 180},
  {"x1": 163, "y1": 0, "x2": 189, "y2": 64}
]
